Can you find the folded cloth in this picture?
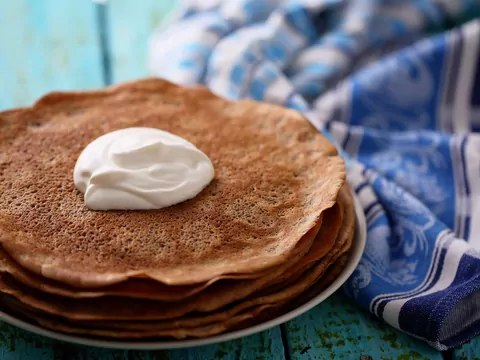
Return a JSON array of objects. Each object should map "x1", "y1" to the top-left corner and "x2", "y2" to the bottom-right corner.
[{"x1": 148, "y1": 0, "x2": 480, "y2": 350}]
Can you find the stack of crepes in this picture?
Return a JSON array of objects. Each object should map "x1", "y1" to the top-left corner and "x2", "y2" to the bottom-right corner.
[{"x1": 0, "y1": 78, "x2": 354, "y2": 340}]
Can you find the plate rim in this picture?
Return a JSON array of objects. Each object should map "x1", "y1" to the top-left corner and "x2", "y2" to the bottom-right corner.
[{"x1": 0, "y1": 194, "x2": 366, "y2": 350}]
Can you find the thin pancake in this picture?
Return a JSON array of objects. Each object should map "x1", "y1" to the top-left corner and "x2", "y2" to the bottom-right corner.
[
  {"x1": 234, "y1": 253, "x2": 352, "y2": 332},
  {"x1": 0, "y1": 187, "x2": 353, "y2": 325},
  {"x1": 0, "y1": 221, "x2": 322, "y2": 321},
  {"x1": 305, "y1": 253, "x2": 350, "y2": 299},
  {"x1": 231, "y1": 188, "x2": 355, "y2": 331},
  {"x1": 0, "y1": 294, "x2": 284, "y2": 340},
  {"x1": 252, "y1": 201, "x2": 343, "y2": 296},
  {"x1": 0, "y1": 78, "x2": 345, "y2": 288},
  {"x1": 266, "y1": 184, "x2": 354, "y2": 294},
  {"x1": 284, "y1": 253, "x2": 351, "y2": 313},
  {"x1": 52, "y1": 203, "x2": 345, "y2": 331},
  {"x1": 0, "y1": 213, "x2": 323, "y2": 301},
  {"x1": 0, "y1": 247, "x2": 351, "y2": 339}
]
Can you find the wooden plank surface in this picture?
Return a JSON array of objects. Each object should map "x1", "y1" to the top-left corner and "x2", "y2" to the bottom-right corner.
[
  {"x1": 0, "y1": 0, "x2": 104, "y2": 111},
  {"x1": 283, "y1": 293, "x2": 444, "y2": 359},
  {"x1": 455, "y1": 338, "x2": 480, "y2": 360},
  {"x1": 0, "y1": 321, "x2": 285, "y2": 360},
  {"x1": 106, "y1": 0, "x2": 177, "y2": 84},
  {"x1": 0, "y1": 1, "x2": 474, "y2": 359}
]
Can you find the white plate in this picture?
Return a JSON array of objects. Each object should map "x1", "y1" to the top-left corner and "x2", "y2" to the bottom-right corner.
[{"x1": 0, "y1": 195, "x2": 366, "y2": 350}]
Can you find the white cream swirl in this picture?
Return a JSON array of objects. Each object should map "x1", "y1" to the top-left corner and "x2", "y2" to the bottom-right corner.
[{"x1": 73, "y1": 127, "x2": 214, "y2": 211}]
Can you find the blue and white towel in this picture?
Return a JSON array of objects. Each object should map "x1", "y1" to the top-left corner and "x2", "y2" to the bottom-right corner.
[{"x1": 148, "y1": 0, "x2": 480, "y2": 350}]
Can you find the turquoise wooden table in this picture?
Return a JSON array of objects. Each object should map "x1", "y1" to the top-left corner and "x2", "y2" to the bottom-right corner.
[{"x1": 0, "y1": 1, "x2": 478, "y2": 359}]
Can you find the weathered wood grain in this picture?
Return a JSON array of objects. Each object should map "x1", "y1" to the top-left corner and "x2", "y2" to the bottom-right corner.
[
  {"x1": 0, "y1": 321, "x2": 285, "y2": 360},
  {"x1": 283, "y1": 292, "x2": 444, "y2": 359},
  {"x1": 454, "y1": 337, "x2": 480, "y2": 360},
  {"x1": 106, "y1": 0, "x2": 177, "y2": 84},
  {"x1": 0, "y1": 1, "x2": 473, "y2": 359},
  {"x1": 0, "y1": 0, "x2": 103, "y2": 111}
]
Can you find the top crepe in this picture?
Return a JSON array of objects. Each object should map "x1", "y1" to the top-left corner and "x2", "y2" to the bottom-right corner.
[{"x1": 0, "y1": 78, "x2": 345, "y2": 288}]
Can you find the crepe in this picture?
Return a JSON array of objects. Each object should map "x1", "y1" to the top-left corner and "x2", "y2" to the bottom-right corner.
[
  {"x1": 0, "y1": 214, "x2": 321, "y2": 302},
  {"x1": 48, "y1": 200, "x2": 348, "y2": 332},
  {"x1": 0, "y1": 208, "x2": 332, "y2": 301},
  {"x1": 0, "y1": 293, "x2": 285, "y2": 340},
  {"x1": 0, "y1": 227, "x2": 319, "y2": 321},
  {"x1": 0, "y1": 187, "x2": 353, "y2": 323},
  {"x1": 232, "y1": 191, "x2": 356, "y2": 332},
  {"x1": 0, "y1": 200, "x2": 339, "y2": 302},
  {"x1": 0, "y1": 237, "x2": 352, "y2": 339},
  {"x1": 283, "y1": 253, "x2": 351, "y2": 313},
  {"x1": 0, "y1": 204, "x2": 354, "y2": 339},
  {"x1": 0, "y1": 78, "x2": 345, "y2": 288},
  {"x1": 0, "y1": 220, "x2": 323, "y2": 321},
  {"x1": 231, "y1": 253, "x2": 352, "y2": 332}
]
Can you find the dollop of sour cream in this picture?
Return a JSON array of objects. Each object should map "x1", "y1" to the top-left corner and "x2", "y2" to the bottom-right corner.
[{"x1": 73, "y1": 127, "x2": 214, "y2": 211}]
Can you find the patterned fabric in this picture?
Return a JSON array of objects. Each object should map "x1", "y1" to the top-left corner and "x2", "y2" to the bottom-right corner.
[{"x1": 148, "y1": 0, "x2": 480, "y2": 350}]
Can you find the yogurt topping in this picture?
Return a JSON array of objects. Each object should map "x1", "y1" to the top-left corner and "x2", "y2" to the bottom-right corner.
[{"x1": 73, "y1": 127, "x2": 214, "y2": 211}]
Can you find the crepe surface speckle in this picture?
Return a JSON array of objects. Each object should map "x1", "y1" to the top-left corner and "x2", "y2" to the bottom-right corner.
[{"x1": 0, "y1": 78, "x2": 345, "y2": 288}]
